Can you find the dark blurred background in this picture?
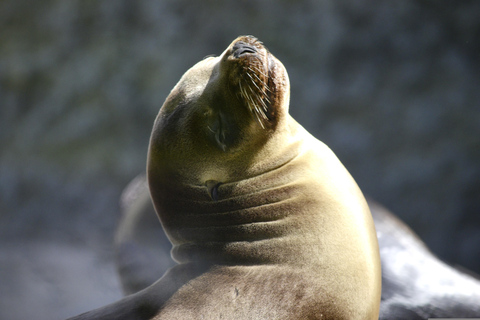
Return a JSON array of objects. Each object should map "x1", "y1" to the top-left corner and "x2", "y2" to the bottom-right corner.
[{"x1": 1, "y1": 1, "x2": 479, "y2": 319}]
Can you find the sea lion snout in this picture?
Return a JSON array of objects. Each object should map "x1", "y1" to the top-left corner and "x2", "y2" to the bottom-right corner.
[
  {"x1": 225, "y1": 36, "x2": 266, "y2": 63},
  {"x1": 232, "y1": 41, "x2": 258, "y2": 58}
]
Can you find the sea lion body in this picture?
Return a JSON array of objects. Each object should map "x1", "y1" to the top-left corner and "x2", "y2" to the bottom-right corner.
[
  {"x1": 69, "y1": 36, "x2": 381, "y2": 319},
  {"x1": 114, "y1": 181, "x2": 480, "y2": 319},
  {"x1": 146, "y1": 35, "x2": 381, "y2": 319},
  {"x1": 147, "y1": 133, "x2": 380, "y2": 319}
]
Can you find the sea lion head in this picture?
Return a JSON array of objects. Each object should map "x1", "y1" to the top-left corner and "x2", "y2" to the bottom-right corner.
[{"x1": 148, "y1": 36, "x2": 290, "y2": 185}]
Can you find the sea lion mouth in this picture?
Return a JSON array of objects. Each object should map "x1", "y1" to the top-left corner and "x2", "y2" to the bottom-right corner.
[{"x1": 230, "y1": 36, "x2": 276, "y2": 129}]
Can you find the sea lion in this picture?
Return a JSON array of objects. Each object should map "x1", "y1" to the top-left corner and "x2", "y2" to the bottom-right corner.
[
  {"x1": 114, "y1": 180, "x2": 480, "y2": 319},
  {"x1": 69, "y1": 35, "x2": 381, "y2": 319}
]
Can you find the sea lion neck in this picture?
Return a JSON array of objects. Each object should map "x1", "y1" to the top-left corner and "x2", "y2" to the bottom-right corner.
[{"x1": 150, "y1": 143, "x2": 316, "y2": 267}]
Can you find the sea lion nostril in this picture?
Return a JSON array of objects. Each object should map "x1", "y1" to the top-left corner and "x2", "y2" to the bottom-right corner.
[{"x1": 232, "y1": 41, "x2": 257, "y2": 58}]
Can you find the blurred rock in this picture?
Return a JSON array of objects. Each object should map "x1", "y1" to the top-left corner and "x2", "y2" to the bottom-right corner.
[{"x1": 1, "y1": 1, "x2": 479, "y2": 319}]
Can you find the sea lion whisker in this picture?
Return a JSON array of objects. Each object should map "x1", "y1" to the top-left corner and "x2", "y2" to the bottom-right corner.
[
  {"x1": 238, "y1": 80, "x2": 245, "y2": 99},
  {"x1": 251, "y1": 65, "x2": 268, "y2": 79},
  {"x1": 245, "y1": 70, "x2": 265, "y2": 91},
  {"x1": 239, "y1": 81, "x2": 251, "y2": 104},
  {"x1": 263, "y1": 83, "x2": 272, "y2": 94},
  {"x1": 249, "y1": 70, "x2": 271, "y2": 106},
  {"x1": 250, "y1": 97, "x2": 262, "y2": 120},
  {"x1": 246, "y1": 83, "x2": 266, "y2": 113},
  {"x1": 207, "y1": 125, "x2": 215, "y2": 133},
  {"x1": 247, "y1": 74, "x2": 266, "y2": 98},
  {"x1": 257, "y1": 98, "x2": 269, "y2": 115},
  {"x1": 241, "y1": 84, "x2": 263, "y2": 127},
  {"x1": 251, "y1": 103, "x2": 266, "y2": 128},
  {"x1": 245, "y1": 84, "x2": 268, "y2": 122},
  {"x1": 241, "y1": 85, "x2": 252, "y2": 106},
  {"x1": 253, "y1": 95, "x2": 268, "y2": 119},
  {"x1": 251, "y1": 67, "x2": 268, "y2": 80},
  {"x1": 245, "y1": 85, "x2": 261, "y2": 112}
]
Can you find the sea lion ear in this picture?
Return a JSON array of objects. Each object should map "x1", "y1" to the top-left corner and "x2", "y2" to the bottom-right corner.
[{"x1": 205, "y1": 180, "x2": 222, "y2": 201}]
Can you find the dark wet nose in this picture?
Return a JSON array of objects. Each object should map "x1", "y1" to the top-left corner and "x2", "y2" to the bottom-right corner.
[{"x1": 232, "y1": 41, "x2": 257, "y2": 58}]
